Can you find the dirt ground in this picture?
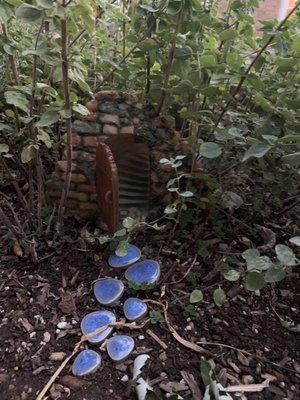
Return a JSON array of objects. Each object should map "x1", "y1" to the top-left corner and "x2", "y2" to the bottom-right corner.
[{"x1": 0, "y1": 226, "x2": 299, "y2": 400}]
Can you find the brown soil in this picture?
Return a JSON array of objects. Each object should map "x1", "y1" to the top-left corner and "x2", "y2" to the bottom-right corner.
[{"x1": 0, "y1": 227, "x2": 299, "y2": 400}]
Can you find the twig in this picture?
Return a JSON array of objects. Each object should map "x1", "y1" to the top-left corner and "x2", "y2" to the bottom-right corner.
[
  {"x1": 214, "y1": 2, "x2": 300, "y2": 129},
  {"x1": 36, "y1": 320, "x2": 147, "y2": 400},
  {"x1": 275, "y1": 199, "x2": 300, "y2": 216},
  {"x1": 146, "y1": 328, "x2": 168, "y2": 349},
  {"x1": 167, "y1": 255, "x2": 198, "y2": 285}
]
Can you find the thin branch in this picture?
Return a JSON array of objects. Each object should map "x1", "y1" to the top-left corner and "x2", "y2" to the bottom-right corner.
[{"x1": 214, "y1": 2, "x2": 300, "y2": 129}]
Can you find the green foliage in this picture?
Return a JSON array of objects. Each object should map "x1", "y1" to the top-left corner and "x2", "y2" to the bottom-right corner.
[{"x1": 149, "y1": 309, "x2": 164, "y2": 325}]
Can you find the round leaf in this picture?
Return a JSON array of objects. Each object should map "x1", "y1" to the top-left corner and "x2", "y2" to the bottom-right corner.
[
  {"x1": 289, "y1": 236, "x2": 300, "y2": 247},
  {"x1": 275, "y1": 245, "x2": 296, "y2": 266},
  {"x1": 199, "y1": 142, "x2": 222, "y2": 159},
  {"x1": 245, "y1": 271, "x2": 265, "y2": 291},
  {"x1": 189, "y1": 289, "x2": 203, "y2": 304},
  {"x1": 264, "y1": 265, "x2": 286, "y2": 283},
  {"x1": 242, "y1": 144, "x2": 272, "y2": 162},
  {"x1": 16, "y1": 4, "x2": 43, "y2": 23},
  {"x1": 213, "y1": 288, "x2": 226, "y2": 307}
]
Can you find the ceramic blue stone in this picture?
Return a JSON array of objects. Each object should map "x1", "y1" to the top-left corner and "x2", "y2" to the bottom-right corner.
[
  {"x1": 106, "y1": 335, "x2": 135, "y2": 362},
  {"x1": 93, "y1": 278, "x2": 124, "y2": 305},
  {"x1": 72, "y1": 349, "x2": 101, "y2": 376},
  {"x1": 125, "y1": 260, "x2": 160, "y2": 285},
  {"x1": 123, "y1": 298, "x2": 148, "y2": 321},
  {"x1": 81, "y1": 311, "x2": 116, "y2": 343},
  {"x1": 108, "y1": 245, "x2": 141, "y2": 268}
]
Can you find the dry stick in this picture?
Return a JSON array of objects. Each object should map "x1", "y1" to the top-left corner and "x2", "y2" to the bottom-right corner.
[
  {"x1": 36, "y1": 320, "x2": 147, "y2": 400},
  {"x1": 56, "y1": 5, "x2": 73, "y2": 233},
  {"x1": 214, "y1": 2, "x2": 300, "y2": 129}
]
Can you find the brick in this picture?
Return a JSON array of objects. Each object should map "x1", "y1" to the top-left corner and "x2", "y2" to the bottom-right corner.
[
  {"x1": 103, "y1": 124, "x2": 118, "y2": 135},
  {"x1": 132, "y1": 117, "x2": 140, "y2": 126},
  {"x1": 94, "y1": 90, "x2": 119, "y2": 102},
  {"x1": 77, "y1": 184, "x2": 96, "y2": 193},
  {"x1": 90, "y1": 193, "x2": 97, "y2": 202},
  {"x1": 57, "y1": 160, "x2": 76, "y2": 172},
  {"x1": 71, "y1": 133, "x2": 82, "y2": 147},
  {"x1": 86, "y1": 100, "x2": 98, "y2": 112},
  {"x1": 79, "y1": 202, "x2": 99, "y2": 211},
  {"x1": 77, "y1": 151, "x2": 96, "y2": 162},
  {"x1": 99, "y1": 113, "x2": 120, "y2": 126},
  {"x1": 81, "y1": 113, "x2": 99, "y2": 122},
  {"x1": 46, "y1": 180, "x2": 76, "y2": 191},
  {"x1": 66, "y1": 173, "x2": 87, "y2": 183},
  {"x1": 68, "y1": 191, "x2": 89, "y2": 202},
  {"x1": 120, "y1": 126, "x2": 134, "y2": 134},
  {"x1": 72, "y1": 120, "x2": 101, "y2": 135},
  {"x1": 83, "y1": 136, "x2": 99, "y2": 147}
]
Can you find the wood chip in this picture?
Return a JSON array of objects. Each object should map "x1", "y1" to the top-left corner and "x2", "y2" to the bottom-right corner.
[
  {"x1": 59, "y1": 375, "x2": 89, "y2": 391},
  {"x1": 225, "y1": 379, "x2": 269, "y2": 393},
  {"x1": 18, "y1": 317, "x2": 34, "y2": 333},
  {"x1": 181, "y1": 371, "x2": 202, "y2": 400},
  {"x1": 146, "y1": 329, "x2": 168, "y2": 350},
  {"x1": 49, "y1": 352, "x2": 67, "y2": 362}
]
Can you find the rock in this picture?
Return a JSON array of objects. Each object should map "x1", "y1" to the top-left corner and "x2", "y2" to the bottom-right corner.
[
  {"x1": 108, "y1": 244, "x2": 141, "y2": 268},
  {"x1": 93, "y1": 278, "x2": 124, "y2": 305},
  {"x1": 125, "y1": 260, "x2": 160, "y2": 285},
  {"x1": 49, "y1": 352, "x2": 67, "y2": 362},
  {"x1": 86, "y1": 100, "x2": 98, "y2": 112},
  {"x1": 94, "y1": 90, "x2": 119, "y2": 102},
  {"x1": 98, "y1": 101, "x2": 120, "y2": 114},
  {"x1": 72, "y1": 350, "x2": 101, "y2": 377},
  {"x1": 106, "y1": 335, "x2": 135, "y2": 362},
  {"x1": 81, "y1": 310, "x2": 116, "y2": 343},
  {"x1": 72, "y1": 120, "x2": 101, "y2": 135},
  {"x1": 103, "y1": 124, "x2": 118, "y2": 135},
  {"x1": 99, "y1": 113, "x2": 120, "y2": 126},
  {"x1": 120, "y1": 126, "x2": 134, "y2": 134},
  {"x1": 123, "y1": 298, "x2": 148, "y2": 321}
]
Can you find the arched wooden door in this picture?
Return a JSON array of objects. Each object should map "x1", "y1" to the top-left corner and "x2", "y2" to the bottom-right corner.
[{"x1": 96, "y1": 142, "x2": 119, "y2": 232}]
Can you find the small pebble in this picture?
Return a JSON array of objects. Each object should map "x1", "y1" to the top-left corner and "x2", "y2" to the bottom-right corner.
[
  {"x1": 138, "y1": 335, "x2": 145, "y2": 340},
  {"x1": 121, "y1": 374, "x2": 129, "y2": 382}
]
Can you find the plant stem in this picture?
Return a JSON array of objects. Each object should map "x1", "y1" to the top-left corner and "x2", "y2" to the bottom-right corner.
[
  {"x1": 57, "y1": 2, "x2": 72, "y2": 232},
  {"x1": 156, "y1": 8, "x2": 182, "y2": 115}
]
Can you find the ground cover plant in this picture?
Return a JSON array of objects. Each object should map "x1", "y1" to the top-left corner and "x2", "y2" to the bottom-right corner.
[{"x1": 0, "y1": 0, "x2": 299, "y2": 399}]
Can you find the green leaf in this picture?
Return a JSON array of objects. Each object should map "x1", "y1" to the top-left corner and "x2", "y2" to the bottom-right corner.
[
  {"x1": 138, "y1": 38, "x2": 157, "y2": 52},
  {"x1": 189, "y1": 289, "x2": 203, "y2": 304},
  {"x1": 242, "y1": 144, "x2": 272, "y2": 162},
  {"x1": 219, "y1": 29, "x2": 237, "y2": 41},
  {"x1": 276, "y1": 57, "x2": 295, "y2": 73},
  {"x1": 200, "y1": 358, "x2": 214, "y2": 387},
  {"x1": 242, "y1": 249, "x2": 272, "y2": 271},
  {"x1": 37, "y1": 0, "x2": 53, "y2": 9},
  {"x1": 4, "y1": 91, "x2": 29, "y2": 113},
  {"x1": 115, "y1": 240, "x2": 130, "y2": 256},
  {"x1": 0, "y1": 143, "x2": 9, "y2": 155},
  {"x1": 291, "y1": 35, "x2": 300, "y2": 54},
  {"x1": 213, "y1": 288, "x2": 226, "y2": 307},
  {"x1": 122, "y1": 217, "x2": 139, "y2": 230},
  {"x1": 199, "y1": 142, "x2": 222, "y2": 159},
  {"x1": 72, "y1": 103, "x2": 90, "y2": 116},
  {"x1": 21, "y1": 145, "x2": 35, "y2": 163},
  {"x1": 245, "y1": 271, "x2": 265, "y2": 291},
  {"x1": 16, "y1": 4, "x2": 43, "y2": 23},
  {"x1": 282, "y1": 152, "x2": 300, "y2": 167},
  {"x1": 36, "y1": 111, "x2": 60, "y2": 127},
  {"x1": 220, "y1": 264, "x2": 240, "y2": 282},
  {"x1": 179, "y1": 191, "x2": 194, "y2": 198},
  {"x1": 37, "y1": 129, "x2": 52, "y2": 148},
  {"x1": 221, "y1": 191, "x2": 243, "y2": 211},
  {"x1": 114, "y1": 228, "x2": 126, "y2": 237},
  {"x1": 277, "y1": 314, "x2": 300, "y2": 333},
  {"x1": 264, "y1": 265, "x2": 286, "y2": 283},
  {"x1": 275, "y1": 245, "x2": 296, "y2": 266},
  {"x1": 199, "y1": 54, "x2": 217, "y2": 68},
  {"x1": 175, "y1": 46, "x2": 193, "y2": 60},
  {"x1": 289, "y1": 237, "x2": 300, "y2": 247}
]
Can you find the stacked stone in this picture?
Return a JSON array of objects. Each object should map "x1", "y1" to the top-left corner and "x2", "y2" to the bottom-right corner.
[
  {"x1": 47, "y1": 90, "x2": 196, "y2": 217},
  {"x1": 46, "y1": 90, "x2": 143, "y2": 215}
]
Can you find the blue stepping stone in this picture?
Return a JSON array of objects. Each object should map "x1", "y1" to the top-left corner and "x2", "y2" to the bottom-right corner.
[
  {"x1": 81, "y1": 311, "x2": 116, "y2": 344},
  {"x1": 106, "y1": 335, "x2": 135, "y2": 362},
  {"x1": 125, "y1": 260, "x2": 160, "y2": 285},
  {"x1": 72, "y1": 349, "x2": 101, "y2": 376},
  {"x1": 108, "y1": 245, "x2": 141, "y2": 269},
  {"x1": 124, "y1": 298, "x2": 148, "y2": 321},
  {"x1": 93, "y1": 278, "x2": 124, "y2": 305}
]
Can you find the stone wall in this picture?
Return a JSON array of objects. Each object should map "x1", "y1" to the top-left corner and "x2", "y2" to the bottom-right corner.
[{"x1": 46, "y1": 91, "x2": 191, "y2": 218}]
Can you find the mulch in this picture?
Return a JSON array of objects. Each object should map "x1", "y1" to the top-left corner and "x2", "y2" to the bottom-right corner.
[{"x1": 0, "y1": 225, "x2": 299, "y2": 400}]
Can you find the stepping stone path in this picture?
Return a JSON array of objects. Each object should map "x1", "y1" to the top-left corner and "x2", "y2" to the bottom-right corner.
[
  {"x1": 81, "y1": 311, "x2": 116, "y2": 343},
  {"x1": 106, "y1": 335, "x2": 135, "y2": 362},
  {"x1": 124, "y1": 298, "x2": 148, "y2": 321},
  {"x1": 72, "y1": 350, "x2": 102, "y2": 376},
  {"x1": 108, "y1": 244, "x2": 141, "y2": 268},
  {"x1": 125, "y1": 260, "x2": 160, "y2": 285},
  {"x1": 72, "y1": 245, "x2": 160, "y2": 376}
]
